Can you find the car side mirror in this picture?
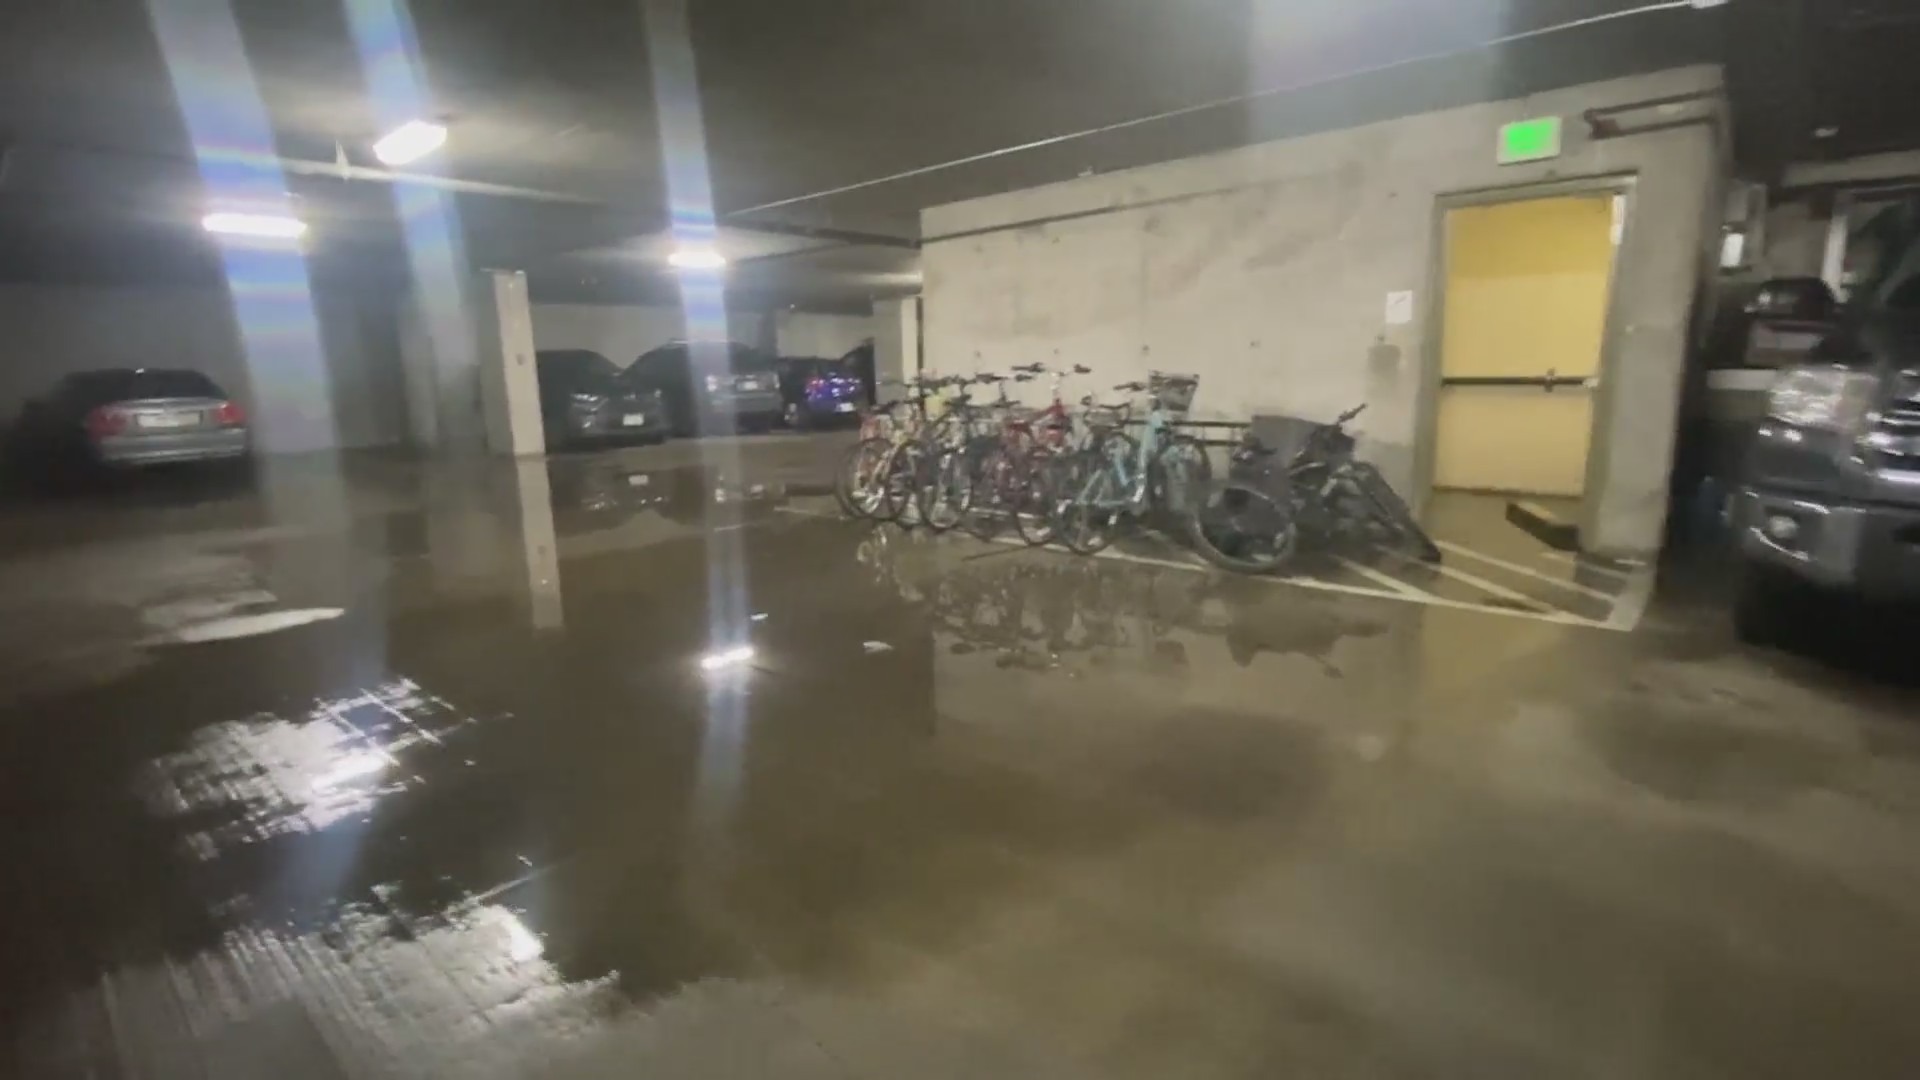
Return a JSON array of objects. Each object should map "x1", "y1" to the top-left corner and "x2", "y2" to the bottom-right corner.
[{"x1": 1745, "y1": 277, "x2": 1838, "y2": 322}]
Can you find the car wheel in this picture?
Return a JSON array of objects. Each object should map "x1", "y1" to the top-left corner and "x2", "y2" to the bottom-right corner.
[{"x1": 1733, "y1": 558, "x2": 1810, "y2": 647}]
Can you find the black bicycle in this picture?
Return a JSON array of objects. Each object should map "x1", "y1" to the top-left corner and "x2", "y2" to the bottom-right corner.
[{"x1": 1187, "y1": 404, "x2": 1441, "y2": 573}]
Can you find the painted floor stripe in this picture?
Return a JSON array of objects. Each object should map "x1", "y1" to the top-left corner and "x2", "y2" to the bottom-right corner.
[
  {"x1": 775, "y1": 504, "x2": 842, "y2": 519},
  {"x1": 1435, "y1": 540, "x2": 1618, "y2": 601},
  {"x1": 978, "y1": 533, "x2": 1612, "y2": 629},
  {"x1": 1538, "y1": 550, "x2": 1635, "y2": 579},
  {"x1": 1381, "y1": 552, "x2": 1553, "y2": 612},
  {"x1": 1335, "y1": 556, "x2": 1435, "y2": 600}
]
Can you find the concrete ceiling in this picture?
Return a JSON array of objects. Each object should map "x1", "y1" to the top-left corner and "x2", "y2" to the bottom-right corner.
[
  {"x1": 1723, "y1": 0, "x2": 1920, "y2": 180},
  {"x1": 1, "y1": 0, "x2": 1855, "y2": 306}
]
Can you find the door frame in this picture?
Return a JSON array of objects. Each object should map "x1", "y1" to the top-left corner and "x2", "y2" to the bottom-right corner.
[{"x1": 1411, "y1": 173, "x2": 1639, "y2": 544}]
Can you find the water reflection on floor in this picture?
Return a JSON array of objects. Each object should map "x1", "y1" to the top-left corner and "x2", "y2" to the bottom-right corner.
[{"x1": 3, "y1": 439, "x2": 1920, "y2": 1078}]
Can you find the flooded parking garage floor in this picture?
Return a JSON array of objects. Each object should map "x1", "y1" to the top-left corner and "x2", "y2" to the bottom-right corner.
[{"x1": 3, "y1": 435, "x2": 1920, "y2": 1078}]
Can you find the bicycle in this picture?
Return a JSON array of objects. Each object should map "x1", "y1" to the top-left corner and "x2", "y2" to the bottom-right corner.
[
  {"x1": 1051, "y1": 373, "x2": 1213, "y2": 555},
  {"x1": 958, "y1": 363, "x2": 1090, "y2": 545}
]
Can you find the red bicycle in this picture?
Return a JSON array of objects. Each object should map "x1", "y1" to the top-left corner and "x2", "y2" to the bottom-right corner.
[{"x1": 958, "y1": 363, "x2": 1090, "y2": 543}]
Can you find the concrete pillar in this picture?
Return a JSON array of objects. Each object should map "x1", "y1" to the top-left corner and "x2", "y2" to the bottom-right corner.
[
  {"x1": 398, "y1": 270, "x2": 545, "y2": 456},
  {"x1": 477, "y1": 270, "x2": 545, "y2": 456},
  {"x1": 510, "y1": 459, "x2": 563, "y2": 630},
  {"x1": 397, "y1": 281, "x2": 483, "y2": 454},
  {"x1": 872, "y1": 297, "x2": 919, "y2": 400}
]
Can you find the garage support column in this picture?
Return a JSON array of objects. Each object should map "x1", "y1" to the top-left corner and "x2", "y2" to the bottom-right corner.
[
  {"x1": 475, "y1": 269, "x2": 544, "y2": 456},
  {"x1": 872, "y1": 297, "x2": 919, "y2": 401},
  {"x1": 396, "y1": 270, "x2": 543, "y2": 456}
]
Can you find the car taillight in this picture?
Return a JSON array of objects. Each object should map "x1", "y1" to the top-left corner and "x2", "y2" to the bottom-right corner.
[
  {"x1": 215, "y1": 401, "x2": 246, "y2": 426},
  {"x1": 84, "y1": 406, "x2": 129, "y2": 438},
  {"x1": 806, "y1": 377, "x2": 824, "y2": 394}
]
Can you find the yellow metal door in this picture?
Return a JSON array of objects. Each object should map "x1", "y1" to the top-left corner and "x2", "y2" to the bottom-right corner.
[{"x1": 1434, "y1": 194, "x2": 1618, "y2": 496}]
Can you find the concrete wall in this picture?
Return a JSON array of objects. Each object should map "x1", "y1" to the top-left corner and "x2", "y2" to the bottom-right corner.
[
  {"x1": 921, "y1": 66, "x2": 1725, "y2": 556},
  {"x1": 531, "y1": 302, "x2": 872, "y2": 363},
  {"x1": 0, "y1": 282, "x2": 407, "y2": 451},
  {"x1": 772, "y1": 311, "x2": 873, "y2": 359},
  {"x1": 871, "y1": 298, "x2": 920, "y2": 400}
]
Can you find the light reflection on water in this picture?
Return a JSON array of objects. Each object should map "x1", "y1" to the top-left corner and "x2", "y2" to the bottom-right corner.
[{"x1": 140, "y1": 677, "x2": 477, "y2": 845}]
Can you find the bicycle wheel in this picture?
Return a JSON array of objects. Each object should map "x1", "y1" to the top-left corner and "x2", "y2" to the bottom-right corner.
[
  {"x1": 1187, "y1": 480, "x2": 1297, "y2": 574},
  {"x1": 834, "y1": 437, "x2": 892, "y2": 519},
  {"x1": 1150, "y1": 434, "x2": 1213, "y2": 518},
  {"x1": 917, "y1": 446, "x2": 971, "y2": 532},
  {"x1": 1011, "y1": 449, "x2": 1062, "y2": 546},
  {"x1": 877, "y1": 443, "x2": 920, "y2": 525},
  {"x1": 1058, "y1": 450, "x2": 1122, "y2": 555},
  {"x1": 961, "y1": 444, "x2": 1015, "y2": 541},
  {"x1": 1352, "y1": 464, "x2": 1441, "y2": 562}
]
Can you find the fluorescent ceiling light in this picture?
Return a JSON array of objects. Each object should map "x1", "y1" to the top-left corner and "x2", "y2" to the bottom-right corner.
[
  {"x1": 372, "y1": 119, "x2": 448, "y2": 166},
  {"x1": 202, "y1": 212, "x2": 309, "y2": 240},
  {"x1": 668, "y1": 246, "x2": 727, "y2": 271}
]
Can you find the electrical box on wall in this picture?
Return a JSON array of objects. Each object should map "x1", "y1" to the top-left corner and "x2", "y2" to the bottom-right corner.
[{"x1": 1498, "y1": 117, "x2": 1562, "y2": 165}]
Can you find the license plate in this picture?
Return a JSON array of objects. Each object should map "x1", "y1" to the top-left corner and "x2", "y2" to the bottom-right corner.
[
  {"x1": 835, "y1": 402, "x2": 856, "y2": 413},
  {"x1": 626, "y1": 474, "x2": 651, "y2": 487},
  {"x1": 621, "y1": 414, "x2": 648, "y2": 427},
  {"x1": 137, "y1": 412, "x2": 196, "y2": 429},
  {"x1": 737, "y1": 379, "x2": 764, "y2": 391}
]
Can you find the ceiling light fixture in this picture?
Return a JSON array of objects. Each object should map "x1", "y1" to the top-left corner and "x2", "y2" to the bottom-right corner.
[
  {"x1": 202, "y1": 211, "x2": 309, "y2": 240},
  {"x1": 667, "y1": 246, "x2": 727, "y2": 271},
  {"x1": 372, "y1": 119, "x2": 448, "y2": 166}
]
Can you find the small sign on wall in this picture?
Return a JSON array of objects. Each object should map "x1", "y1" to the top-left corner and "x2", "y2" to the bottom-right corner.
[{"x1": 1384, "y1": 290, "x2": 1415, "y2": 326}]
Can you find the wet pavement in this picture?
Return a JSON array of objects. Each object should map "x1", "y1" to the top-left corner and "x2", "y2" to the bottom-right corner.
[{"x1": 3, "y1": 433, "x2": 1920, "y2": 1078}]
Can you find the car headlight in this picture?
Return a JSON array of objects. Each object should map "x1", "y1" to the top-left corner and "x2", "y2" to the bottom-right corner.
[
  {"x1": 704, "y1": 375, "x2": 723, "y2": 392},
  {"x1": 1766, "y1": 365, "x2": 1877, "y2": 430}
]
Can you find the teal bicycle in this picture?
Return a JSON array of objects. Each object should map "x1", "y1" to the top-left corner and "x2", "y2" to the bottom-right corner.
[{"x1": 1052, "y1": 373, "x2": 1212, "y2": 555}]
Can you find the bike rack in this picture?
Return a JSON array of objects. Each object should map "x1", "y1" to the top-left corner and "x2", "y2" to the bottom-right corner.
[{"x1": 1116, "y1": 417, "x2": 1250, "y2": 448}]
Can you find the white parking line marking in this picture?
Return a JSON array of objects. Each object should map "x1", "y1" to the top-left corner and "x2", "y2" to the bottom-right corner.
[
  {"x1": 1538, "y1": 550, "x2": 1635, "y2": 579},
  {"x1": 1604, "y1": 563, "x2": 1657, "y2": 633},
  {"x1": 1335, "y1": 556, "x2": 1434, "y2": 600},
  {"x1": 775, "y1": 504, "x2": 840, "y2": 519},
  {"x1": 1381, "y1": 552, "x2": 1553, "y2": 612},
  {"x1": 1434, "y1": 540, "x2": 1618, "y2": 601},
  {"x1": 979, "y1": 533, "x2": 1611, "y2": 629}
]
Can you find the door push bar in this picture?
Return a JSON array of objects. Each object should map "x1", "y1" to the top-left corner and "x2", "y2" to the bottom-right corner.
[{"x1": 1440, "y1": 368, "x2": 1598, "y2": 392}]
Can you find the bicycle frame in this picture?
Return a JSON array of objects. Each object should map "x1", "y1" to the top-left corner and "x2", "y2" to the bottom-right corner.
[{"x1": 1078, "y1": 396, "x2": 1172, "y2": 513}]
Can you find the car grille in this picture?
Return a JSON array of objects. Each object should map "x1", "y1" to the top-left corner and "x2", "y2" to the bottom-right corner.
[{"x1": 1870, "y1": 369, "x2": 1920, "y2": 468}]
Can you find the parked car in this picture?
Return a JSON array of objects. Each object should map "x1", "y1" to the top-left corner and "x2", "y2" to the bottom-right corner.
[
  {"x1": 10, "y1": 367, "x2": 250, "y2": 475},
  {"x1": 774, "y1": 356, "x2": 865, "y2": 428},
  {"x1": 621, "y1": 340, "x2": 782, "y2": 436},
  {"x1": 838, "y1": 340, "x2": 877, "y2": 405},
  {"x1": 536, "y1": 349, "x2": 668, "y2": 450},
  {"x1": 1732, "y1": 197, "x2": 1920, "y2": 642}
]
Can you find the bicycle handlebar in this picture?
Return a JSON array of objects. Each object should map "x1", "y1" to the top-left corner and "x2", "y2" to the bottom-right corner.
[{"x1": 1335, "y1": 403, "x2": 1367, "y2": 425}]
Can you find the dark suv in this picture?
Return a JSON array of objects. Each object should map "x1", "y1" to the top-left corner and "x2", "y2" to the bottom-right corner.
[
  {"x1": 535, "y1": 350, "x2": 668, "y2": 450},
  {"x1": 1734, "y1": 199, "x2": 1920, "y2": 641},
  {"x1": 621, "y1": 340, "x2": 782, "y2": 436}
]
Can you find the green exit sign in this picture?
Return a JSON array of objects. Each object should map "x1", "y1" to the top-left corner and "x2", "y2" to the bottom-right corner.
[{"x1": 1498, "y1": 116, "x2": 1562, "y2": 165}]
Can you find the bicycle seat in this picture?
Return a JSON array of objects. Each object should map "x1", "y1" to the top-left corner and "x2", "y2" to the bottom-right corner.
[{"x1": 1114, "y1": 381, "x2": 1148, "y2": 393}]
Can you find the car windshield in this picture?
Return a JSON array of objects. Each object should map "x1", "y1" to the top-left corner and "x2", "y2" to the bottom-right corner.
[
  {"x1": 68, "y1": 369, "x2": 225, "y2": 402},
  {"x1": 1849, "y1": 198, "x2": 1920, "y2": 312},
  {"x1": 545, "y1": 351, "x2": 621, "y2": 389}
]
